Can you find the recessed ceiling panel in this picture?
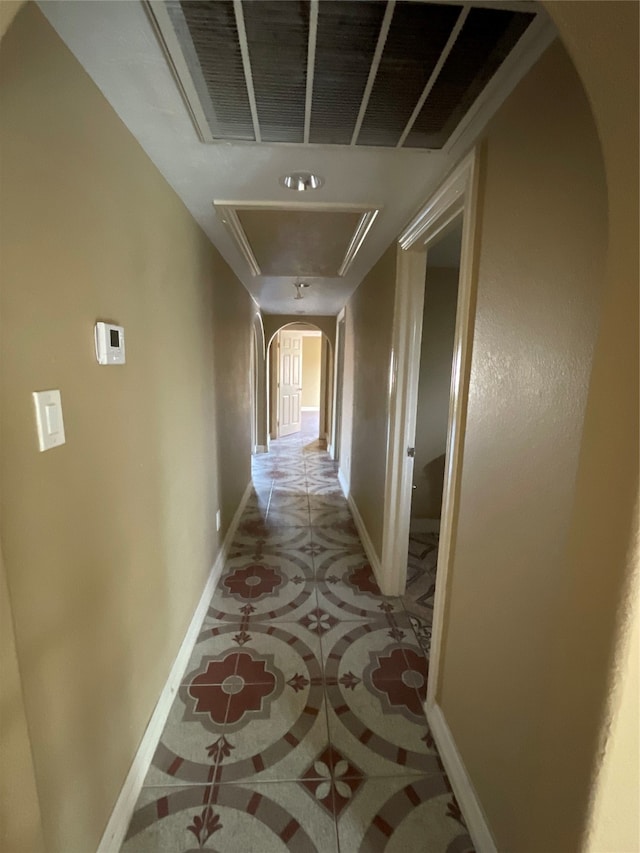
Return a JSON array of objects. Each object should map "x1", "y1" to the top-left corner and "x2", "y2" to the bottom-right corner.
[{"x1": 236, "y1": 209, "x2": 363, "y2": 276}]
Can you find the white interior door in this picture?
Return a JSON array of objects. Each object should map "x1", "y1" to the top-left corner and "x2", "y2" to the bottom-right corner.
[{"x1": 278, "y1": 330, "x2": 303, "y2": 437}]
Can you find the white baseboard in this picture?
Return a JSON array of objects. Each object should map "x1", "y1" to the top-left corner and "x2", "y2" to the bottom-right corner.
[
  {"x1": 97, "y1": 480, "x2": 253, "y2": 853},
  {"x1": 252, "y1": 445, "x2": 267, "y2": 454},
  {"x1": 338, "y1": 468, "x2": 349, "y2": 499},
  {"x1": 426, "y1": 702, "x2": 497, "y2": 853},
  {"x1": 410, "y1": 517, "x2": 441, "y2": 534},
  {"x1": 301, "y1": 406, "x2": 320, "y2": 412},
  {"x1": 346, "y1": 490, "x2": 384, "y2": 586}
]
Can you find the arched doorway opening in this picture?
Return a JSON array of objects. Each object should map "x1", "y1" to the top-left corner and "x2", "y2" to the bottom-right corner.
[
  {"x1": 250, "y1": 312, "x2": 267, "y2": 454},
  {"x1": 264, "y1": 322, "x2": 334, "y2": 452}
]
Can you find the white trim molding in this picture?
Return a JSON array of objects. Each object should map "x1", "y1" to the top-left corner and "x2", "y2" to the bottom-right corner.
[
  {"x1": 96, "y1": 480, "x2": 253, "y2": 853},
  {"x1": 338, "y1": 467, "x2": 349, "y2": 500},
  {"x1": 215, "y1": 205, "x2": 261, "y2": 276},
  {"x1": 380, "y1": 148, "x2": 481, "y2": 716},
  {"x1": 427, "y1": 703, "x2": 498, "y2": 853},
  {"x1": 337, "y1": 208, "x2": 380, "y2": 277},
  {"x1": 337, "y1": 473, "x2": 384, "y2": 587},
  {"x1": 348, "y1": 492, "x2": 384, "y2": 588},
  {"x1": 330, "y1": 307, "x2": 346, "y2": 464},
  {"x1": 212, "y1": 201, "x2": 381, "y2": 280}
]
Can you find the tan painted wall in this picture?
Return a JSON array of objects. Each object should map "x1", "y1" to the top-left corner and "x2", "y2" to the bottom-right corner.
[
  {"x1": 345, "y1": 245, "x2": 397, "y2": 557},
  {"x1": 340, "y1": 11, "x2": 638, "y2": 846},
  {"x1": 586, "y1": 574, "x2": 639, "y2": 853},
  {"x1": 412, "y1": 266, "x2": 459, "y2": 520},
  {"x1": 0, "y1": 549, "x2": 45, "y2": 853},
  {"x1": 301, "y1": 335, "x2": 322, "y2": 408},
  {"x1": 1, "y1": 7, "x2": 46, "y2": 851},
  {"x1": 437, "y1": 41, "x2": 617, "y2": 851},
  {"x1": 0, "y1": 0, "x2": 24, "y2": 38},
  {"x1": 0, "y1": 7, "x2": 253, "y2": 853},
  {"x1": 536, "y1": 4, "x2": 639, "y2": 849},
  {"x1": 262, "y1": 314, "x2": 336, "y2": 352}
]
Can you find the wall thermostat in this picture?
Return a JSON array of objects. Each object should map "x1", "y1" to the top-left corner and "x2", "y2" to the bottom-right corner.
[{"x1": 95, "y1": 322, "x2": 126, "y2": 365}]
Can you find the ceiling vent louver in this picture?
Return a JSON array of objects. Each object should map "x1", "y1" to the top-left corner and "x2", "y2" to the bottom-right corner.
[
  {"x1": 404, "y1": 7, "x2": 535, "y2": 148},
  {"x1": 356, "y1": 2, "x2": 462, "y2": 148},
  {"x1": 310, "y1": 1, "x2": 387, "y2": 145},
  {"x1": 156, "y1": 0, "x2": 539, "y2": 150},
  {"x1": 174, "y1": 0, "x2": 255, "y2": 140},
  {"x1": 242, "y1": 1, "x2": 310, "y2": 143}
]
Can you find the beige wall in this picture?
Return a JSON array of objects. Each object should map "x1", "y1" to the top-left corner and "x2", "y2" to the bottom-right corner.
[
  {"x1": 437, "y1": 40, "x2": 617, "y2": 851},
  {"x1": 0, "y1": 6, "x2": 253, "y2": 853},
  {"x1": 262, "y1": 314, "x2": 336, "y2": 352},
  {"x1": 301, "y1": 335, "x2": 322, "y2": 408},
  {"x1": 340, "y1": 12, "x2": 638, "y2": 848},
  {"x1": 344, "y1": 245, "x2": 397, "y2": 557},
  {"x1": 0, "y1": 549, "x2": 45, "y2": 853},
  {"x1": 536, "y1": 3, "x2": 639, "y2": 850},
  {"x1": 412, "y1": 266, "x2": 459, "y2": 520}
]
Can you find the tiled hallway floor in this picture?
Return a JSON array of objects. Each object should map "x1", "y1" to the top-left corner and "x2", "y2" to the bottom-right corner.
[{"x1": 122, "y1": 415, "x2": 474, "y2": 852}]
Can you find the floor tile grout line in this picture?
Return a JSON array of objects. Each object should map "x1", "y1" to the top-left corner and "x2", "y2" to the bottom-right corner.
[{"x1": 129, "y1": 420, "x2": 451, "y2": 849}]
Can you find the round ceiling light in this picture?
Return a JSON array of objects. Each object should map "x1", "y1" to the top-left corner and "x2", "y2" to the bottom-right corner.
[{"x1": 280, "y1": 171, "x2": 324, "y2": 192}]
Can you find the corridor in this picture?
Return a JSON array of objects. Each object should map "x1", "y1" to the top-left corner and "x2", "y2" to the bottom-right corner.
[{"x1": 121, "y1": 413, "x2": 473, "y2": 851}]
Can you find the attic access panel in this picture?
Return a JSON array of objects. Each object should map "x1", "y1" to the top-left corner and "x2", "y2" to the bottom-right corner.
[
  {"x1": 214, "y1": 203, "x2": 380, "y2": 278},
  {"x1": 157, "y1": 0, "x2": 538, "y2": 149},
  {"x1": 237, "y1": 209, "x2": 362, "y2": 276}
]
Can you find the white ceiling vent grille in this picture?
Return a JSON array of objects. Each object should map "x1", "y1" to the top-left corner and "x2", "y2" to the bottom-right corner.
[{"x1": 152, "y1": 0, "x2": 538, "y2": 149}]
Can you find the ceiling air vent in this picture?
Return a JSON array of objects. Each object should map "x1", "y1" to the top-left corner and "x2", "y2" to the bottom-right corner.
[
  {"x1": 404, "y1": 7, "x2": 535, "y2": 149},
  {"x1": 242, "y1": 1, "x2": 310, "y2": 143},
  {"x1": 152, "y1": 0, "x2": 541, "y2": 150},
  {"x1": 309, "y1": 1, "x2": 387, "y2": 145},
  {"x1": 169, "y1": 0, "x2": 255, "y2": 140},
  {"x1": 356, "y1": 2, "x2": 462, "y2": 147}
]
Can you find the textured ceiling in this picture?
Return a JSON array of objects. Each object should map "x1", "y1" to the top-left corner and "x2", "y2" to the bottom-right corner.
[{"x1": 38, "y1": 0, "x2": 553, "y2": 316}]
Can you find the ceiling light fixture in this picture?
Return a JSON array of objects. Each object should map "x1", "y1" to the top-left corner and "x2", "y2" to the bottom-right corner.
[
  {"x1": 280, "y1": 172, "x2": 324, "y2": 192},
  {"x1": 294, "y1": 281, "x2": 311, "y2": 300}
]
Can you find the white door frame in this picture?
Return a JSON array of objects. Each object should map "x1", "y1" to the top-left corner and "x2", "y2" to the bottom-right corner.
[
  {"x1": 380, "y1": 148, "x2": 480, "y2": 711},
  {"x1": 329, "y1": 307, "x2": 346, "y2": 461}
]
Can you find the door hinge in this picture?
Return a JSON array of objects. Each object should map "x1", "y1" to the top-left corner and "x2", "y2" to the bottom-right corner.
[{"x1": 407, "y1": 447, "x2": 415, "y2": 458}]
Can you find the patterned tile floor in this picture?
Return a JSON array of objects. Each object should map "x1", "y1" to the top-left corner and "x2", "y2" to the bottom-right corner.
[
  {"x1": 402, "y1": 529, "x2": 440, "y2": 658},
  {"x1": 122, "y1": 414, "x2": 474, "y2": 852}
]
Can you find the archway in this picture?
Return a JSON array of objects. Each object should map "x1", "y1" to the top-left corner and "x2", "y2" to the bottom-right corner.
[
  {"x1": 250, "y1": 312, "x2": 267, "y2": 453},
  {"x1": 265, "y1": 321, "x2": 334, "y2": 452}
]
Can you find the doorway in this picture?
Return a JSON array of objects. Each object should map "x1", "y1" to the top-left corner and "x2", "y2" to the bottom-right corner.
[
  {"x1": 402, "y1": 220, "x2": 463, "y2": 657},
  {"x1": 380, "y1": 149, "x2": 480, "y2": 717},
  {"x1": 330, "y1": 309, "x2": 345, "y2": 462},
  {"x1": 267, "y1": 323, "x2": 331, "y2": 448}
]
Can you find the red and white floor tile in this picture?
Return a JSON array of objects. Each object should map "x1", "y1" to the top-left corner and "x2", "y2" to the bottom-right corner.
[{"x1": 121, "y1": 414, "x2": 474, "y2": 852}]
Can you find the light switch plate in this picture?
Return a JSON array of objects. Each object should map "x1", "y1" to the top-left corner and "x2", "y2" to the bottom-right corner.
[{"x1": 33, "y1": 390, "x2": 66, "y2": 451}]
